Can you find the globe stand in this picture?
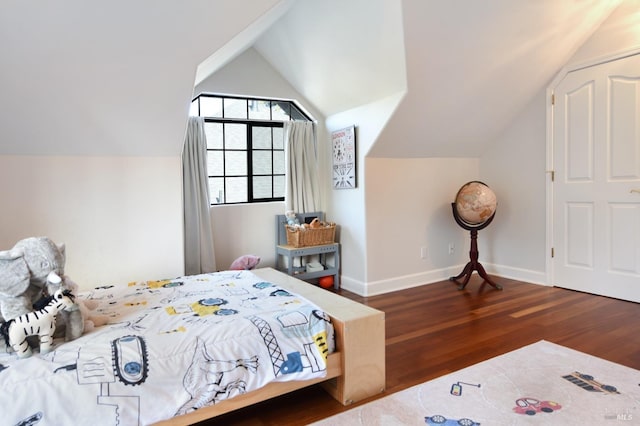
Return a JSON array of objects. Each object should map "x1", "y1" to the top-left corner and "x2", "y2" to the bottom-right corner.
[{"x1": 449, "y1": 203, "x2": 502, "y2": 291}]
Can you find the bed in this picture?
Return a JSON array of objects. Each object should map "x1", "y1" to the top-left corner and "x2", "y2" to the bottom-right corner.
[{"x1": 0, "y1": 268, "x2": 385, "y2": 426}]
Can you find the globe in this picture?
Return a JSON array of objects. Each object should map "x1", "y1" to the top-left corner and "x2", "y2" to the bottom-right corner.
[
  {"x1": 450, "y1": 181, "x2": 501, "y2": 290},
  {"x1": 454, "y1": 181, "x2": 497, "y2": 226}
]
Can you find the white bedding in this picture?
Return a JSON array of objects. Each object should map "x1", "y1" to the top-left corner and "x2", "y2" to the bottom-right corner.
[{"x1": 0, "y1": 270, "x2": 334, "y2": 426}]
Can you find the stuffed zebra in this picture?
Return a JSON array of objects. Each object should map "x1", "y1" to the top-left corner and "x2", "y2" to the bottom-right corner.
[{"x1": 0, "y1": 289, "x2": 76, "y2": 358}]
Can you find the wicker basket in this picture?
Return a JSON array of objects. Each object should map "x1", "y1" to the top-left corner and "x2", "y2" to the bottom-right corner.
[{"x1": 285, "y1": 222, "x2": 336, "y2": 247}]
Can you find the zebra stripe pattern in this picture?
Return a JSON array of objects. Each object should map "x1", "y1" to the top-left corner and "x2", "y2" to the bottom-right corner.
[{"x1": 0, "y1": 289, "x2": 76, "y2": 358}]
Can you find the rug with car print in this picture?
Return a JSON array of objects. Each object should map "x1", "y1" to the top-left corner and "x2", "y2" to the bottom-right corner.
[{"x1": 312, "y1": 340, "x2": 639, "y2": 425}]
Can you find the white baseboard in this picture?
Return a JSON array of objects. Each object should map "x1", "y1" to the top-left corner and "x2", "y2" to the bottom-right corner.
[
  {"x1": 340, "y1": 264, "x2": 548, "y2": 297},
  {"x1": 340, "y1": 266, "x2": 460, "y2": 297},
  {"x1": 483, "y1": 263, "x2": 548, "y2": 286}
]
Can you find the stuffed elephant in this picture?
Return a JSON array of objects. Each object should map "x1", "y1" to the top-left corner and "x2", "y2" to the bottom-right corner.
[{"x1": 0, "y1": 237, "x2": 84, "y2": 348}]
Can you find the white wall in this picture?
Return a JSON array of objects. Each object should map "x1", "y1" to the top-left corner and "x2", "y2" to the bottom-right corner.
[
  {"x1": 0, "y1": 156, "x2": 183, "y2": 289},
  {"x1": 325, "y1": 93, "x2": 483, "y2": 296},
  {"x1": 479, "y1": 92, "x2": 548, "y2": 284},
  {"x1": 325, "y1": 93, "x2": 405, "y2": 293},
  {"x1": 210, "y1": 202, "x2": 284, "y2": 271},
  {"x1": 364, "y1": 157, "x2": 479, "y2": 296}
]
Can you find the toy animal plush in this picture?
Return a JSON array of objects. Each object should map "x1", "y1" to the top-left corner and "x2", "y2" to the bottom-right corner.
[
  {"x1": 0, "y1": 237, "x2": 66, "y2": 321},
  {"x1": 229, "y1": 255, "x2": 261, "y2": 270},
  {"x1": 0, "y1": 237, "x2": 87, "y2": 348},
  {"x1": 0, "y1": 288, "x2": 76, "y2": 358},
  {"x1": 285, "y1": 210, "x2": 300, "y2": 226}
]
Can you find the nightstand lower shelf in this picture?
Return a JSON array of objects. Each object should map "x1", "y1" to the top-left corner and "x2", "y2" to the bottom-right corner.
[{"x1": 275, "y1": 243, "x2": 340, "y2": 289}]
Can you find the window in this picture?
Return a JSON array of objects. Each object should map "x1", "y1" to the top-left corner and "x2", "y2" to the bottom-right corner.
[{"x1": 190, "y1": 94, "x2": 312, "y2": 205}]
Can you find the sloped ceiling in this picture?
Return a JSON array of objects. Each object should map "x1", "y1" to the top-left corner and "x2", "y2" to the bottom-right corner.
[
  {"x1": 0, "y1": 0, "x2": 623, "y2": 158},
  {"x1": 254, "y1": 0, "x2": 623, "y2": 157},
  {"x1": 374, "y1": 0, "x2": 623, "y2": 157},
  {"x1": 254, "y1": 0, "x2": 407, "y2": 118},
  {"x1": 0, "y1": 0, "x2": 282, "y2": 156}
]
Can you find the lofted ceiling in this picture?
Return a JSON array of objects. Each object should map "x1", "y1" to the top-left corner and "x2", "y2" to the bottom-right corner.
[
  {"x1": 0, "y1": 0, "x2": 282, "y2": 156},
  {"x1": 373, "y1": 0, "x2": 624, "y2": 157},
  {"x1": 253, "y1": 0, "x2": 407, "y2": 118},
  {"x1": 251, "y1": 0, "x2": 623, "y2": 157},
  {"x1": 0, "y1": 0, "x2": 624, "y2": 158}
]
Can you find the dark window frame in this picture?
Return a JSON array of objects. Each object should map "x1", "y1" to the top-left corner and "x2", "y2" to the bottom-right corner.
[{"x1": 191, "y1": 93, "x2": 312, "y2": 205}]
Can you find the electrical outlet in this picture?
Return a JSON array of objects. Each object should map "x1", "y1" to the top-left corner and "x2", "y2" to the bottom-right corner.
[
  {"x1": 448, "y1": 243, "x2": 455, "y2": 255},
  {"x1": 420, "y1": 246, "x2": 428, "y2": 259}
]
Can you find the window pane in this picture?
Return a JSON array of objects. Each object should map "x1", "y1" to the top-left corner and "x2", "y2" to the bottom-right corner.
[
  {"x1": 225, "y1": 151, "x2": 247, "y2": 175},
  {"x1": 272, "y1": 101, "x2": 290, "y2": 121},
  {"x1": 253, "y1": 151, "x2": 272, "y2": 174},
  {"x1": 273, "y1": 150, "x2": 285, "y2": 174},
  {"x1": 226, "y1": 177, "x2": 247, "y2": 203},
  {"x1": 291, "y1": 104, "x2": 307, "y2": 121},
  {"x1": 224, "y1": 123, "x2": 246, "y2": 149},
  {"x1": 208, "y1": 177, "x2": 224, "y2": 204},
  {"x1": 273, "y1": 127, "x2": 284, "y2": 149},
  {"x1": 205, "y1": 122, "x2": 223, "y2": 149},
  {"x1": 252, "y1": 127, "x2": 271, "y2": 149},
  {"x1": 189, "y1": 99, "x2": 199, "y2": 117},
  {"x1": 193, "y1": 94, "x2": 311, "y2": 205},
  {"x1": 253, "y1": 176, "x2": 272, "y2": 199},
  {"x1": 200, "y1": 97, "x2": 223, "y2": 117},
  {"x1": 224, "y1": 98, "x2": 247, "y2": 119},
  {"x1": 248, "y1": 100, "x2": 271, "y2": 120},
  {"x1": 207, "y1": 151, "x2": 223, "y2": 176},
  {"x1": 274, "y1": 175, "x2": 285, "y2": 198}
]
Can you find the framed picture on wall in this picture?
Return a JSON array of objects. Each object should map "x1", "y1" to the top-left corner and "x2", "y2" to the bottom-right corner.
[{"x1": 331, "y1": 125, "x2": 356, "y2": 189}]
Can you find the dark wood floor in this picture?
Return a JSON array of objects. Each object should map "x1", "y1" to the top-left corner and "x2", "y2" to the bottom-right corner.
[{"x1": 199, "y1": 275, "x2": 640, "y2": 425}]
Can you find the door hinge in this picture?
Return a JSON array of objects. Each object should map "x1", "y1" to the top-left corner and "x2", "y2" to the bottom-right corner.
[
  {"x1": 551, "y1": 94, "x2": 555, "y2": 105},
  {"x1": 546, "y1": 170, "x2": 555, "y2": 182},
  {"x1": 551, "y1": 247, "x2": 555, "y2": 258}
]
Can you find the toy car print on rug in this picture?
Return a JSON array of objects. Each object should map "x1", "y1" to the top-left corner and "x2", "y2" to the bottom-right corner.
[{"x1": 312, "y1": 340, "x2": 639, "y2": 425}]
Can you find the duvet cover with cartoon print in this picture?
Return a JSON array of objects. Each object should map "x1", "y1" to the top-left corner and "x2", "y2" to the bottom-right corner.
[{"x1": 0, "y1": 270, "x2": 334, "y2": 426}]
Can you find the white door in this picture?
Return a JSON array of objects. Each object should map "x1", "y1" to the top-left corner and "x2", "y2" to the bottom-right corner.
[{"x1": 553, "y1": 53, "x2": 640, "y2": 302}]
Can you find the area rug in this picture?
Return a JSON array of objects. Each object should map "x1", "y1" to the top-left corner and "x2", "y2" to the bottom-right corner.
[{"x1": 312, "y1": 341, "x2": 640, "y2": 425}]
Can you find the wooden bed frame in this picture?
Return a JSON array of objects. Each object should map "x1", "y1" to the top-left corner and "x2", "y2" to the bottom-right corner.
[{"x1": 154, "y1": 268, "x2": 385, "y2": 425}]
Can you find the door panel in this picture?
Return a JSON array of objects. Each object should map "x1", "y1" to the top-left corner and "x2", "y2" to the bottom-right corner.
[
  {"x1": 609, "y1": 203, "x2": 639, "y2": 273},
  {"x1": 610, "y1": 77, "x2": 640, "y2": 180},
  {"x1": 553, "y1": 53, "x2": 640, "y2": 302},
  {"x1": 566, "y1": 82, "x2": 594, "y2": 182},
  {"x1": 565, "y1": 202, "x2": 594, "y2": 268}
]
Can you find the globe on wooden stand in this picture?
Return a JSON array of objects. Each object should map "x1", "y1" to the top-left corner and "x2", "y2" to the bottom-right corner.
[{"x1": 449, "y1": 181, "x2": 502, "y2": 291}]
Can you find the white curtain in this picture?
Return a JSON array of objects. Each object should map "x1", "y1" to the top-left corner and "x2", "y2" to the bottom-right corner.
[
  {"x1": 182, "y1": 116, "x2": 216, "y2": 275},
  {"x1": 284, "y1": 121, "x2": 320, "y2": 213}
]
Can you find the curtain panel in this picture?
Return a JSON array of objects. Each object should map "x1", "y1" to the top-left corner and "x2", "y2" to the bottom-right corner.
[
  {"x1": 182, "y1": 116, "x2": 216, "y2": 275},
  {"x1": 284, "y1": 121, "x2": 320, "y2": 213}
]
